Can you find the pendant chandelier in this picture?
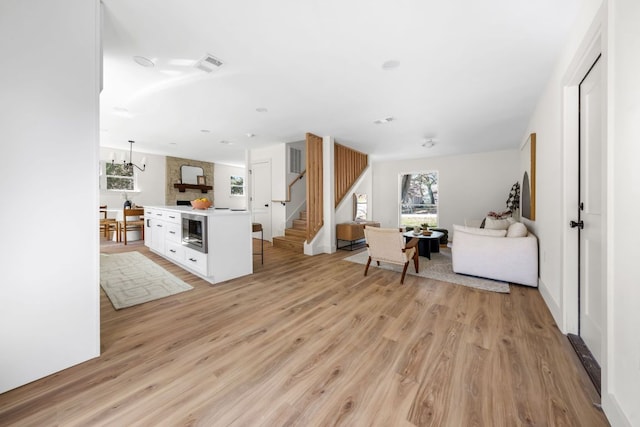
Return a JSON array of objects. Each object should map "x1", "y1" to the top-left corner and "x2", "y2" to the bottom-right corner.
[{"x1": 111, "y1": 140, "x2": 146, "y2": 172}]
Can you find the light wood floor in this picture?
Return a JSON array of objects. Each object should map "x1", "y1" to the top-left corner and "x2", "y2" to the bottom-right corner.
[{"x1": 0, "y1": 240, "x2": 608, "y2": 426}]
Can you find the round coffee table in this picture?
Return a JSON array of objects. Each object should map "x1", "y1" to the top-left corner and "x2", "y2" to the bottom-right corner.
[{"x1": 403, "y1": 230, "x2": 444, "y2": 259}]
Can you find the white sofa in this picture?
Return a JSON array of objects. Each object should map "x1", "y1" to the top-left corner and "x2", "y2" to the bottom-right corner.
[{"x1": 451, "y1": 223, "x2": 539, "y2": 287}]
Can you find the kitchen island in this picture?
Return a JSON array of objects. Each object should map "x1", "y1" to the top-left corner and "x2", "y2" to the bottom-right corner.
[{"x1": 144, "y1": 206, "x2": 252, "y2": 284}]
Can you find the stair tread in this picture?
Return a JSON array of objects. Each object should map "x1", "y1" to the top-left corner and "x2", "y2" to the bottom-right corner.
[{"x1": 274, "y1": 235, "x2": 305, "y2": 242}]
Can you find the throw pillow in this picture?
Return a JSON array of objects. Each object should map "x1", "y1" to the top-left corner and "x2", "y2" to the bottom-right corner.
[
  {"x1": 506, "y1": 222, "x2": 528, "y2": 237},
  {"x1": 453, "y1": 224, "x2": 507, "y2": 237},
  {"x1": 484, "y1": 217, "x2": 515, "y2": 230}
]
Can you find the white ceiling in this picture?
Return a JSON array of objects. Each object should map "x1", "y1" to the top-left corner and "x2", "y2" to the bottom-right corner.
[{"x1": 100, "y1": 0, "x2": 580, "y2": 166}]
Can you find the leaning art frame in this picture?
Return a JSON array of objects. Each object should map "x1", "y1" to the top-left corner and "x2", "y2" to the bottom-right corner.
[{"x1": 520, "y1": 132, "x2": 536, "y2": 220}]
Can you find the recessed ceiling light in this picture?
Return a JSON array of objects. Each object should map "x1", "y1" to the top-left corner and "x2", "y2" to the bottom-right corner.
[
  {"x1": 200, "y1": 129, "x2": 211, "y2": 133},
  {"x1": 219, "y1": 140, "x2": 233, "y2": 145},
  {"x1": 133, "y1": 56, "x2": 155, "y2": 68},
  {"x1": 374, "y1": 116, "x2": 395, "y2": 124},
  {"x1": 382, "y1": 60, "x2": 400, "y2": 70},
  {"x1": 169, "y1": 142, "x2": 177, "y2": 145},
  {"x1": 246, "y1": 133, "x2": 255, "y2": 138},
  {"x1": 256, "y1": 107, "x2": 268, "y2": 113}
]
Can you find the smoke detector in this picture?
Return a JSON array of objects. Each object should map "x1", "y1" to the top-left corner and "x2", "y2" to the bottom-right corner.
[{"x1": 194, "y1": 54, "x2": 224, "y2": 73}]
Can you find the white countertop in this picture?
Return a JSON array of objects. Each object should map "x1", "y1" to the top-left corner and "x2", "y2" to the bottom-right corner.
[{"x1": 144, "y1": 205, "x2": 250, "y2": 217}]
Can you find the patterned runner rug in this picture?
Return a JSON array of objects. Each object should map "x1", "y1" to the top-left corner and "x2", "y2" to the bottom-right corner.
[
  {"x1": 343, "y1": 248, "x2": 510, "y2": 293},
  {"x1": 100, "y1": 251, "x2": 194, "y2": 309}
]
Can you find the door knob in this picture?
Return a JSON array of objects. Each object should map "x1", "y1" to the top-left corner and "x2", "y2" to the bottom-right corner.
[
  {"x1": 570, "y1": 220, "x2": 584, "y2": 229},
  {"x1": 264, "y1": 204, "x2": 269, "y2": 207}
]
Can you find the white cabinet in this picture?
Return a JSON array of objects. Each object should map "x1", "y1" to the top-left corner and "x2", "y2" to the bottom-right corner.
[
  {"x1": 144, "y1": 208, "x2": 176, "y2": 255},
  {"x1": 150, "y1": 219, "x2": 166, "y2": 254},
  {"x1": 165, "y1": 241, "x2": 185, "y2": 263},
  {"x1": 183, "y1": 247, "x2": 208, "y2": 276},
  {"x1": 143, "y1": 206, "x2": 252, "y2": 284}
]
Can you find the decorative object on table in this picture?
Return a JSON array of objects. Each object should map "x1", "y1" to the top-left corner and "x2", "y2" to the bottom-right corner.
[
  {"x1": 197, "y1": 175, "x2": 206, "y2": 185},
  {"x1": 520, "y1": 132, "x2": 536, "y2": 220},
  {"x1": 122, "y1": 192, "x2": 133, "y2": 209},
  {"x1": 100, "y1": 251, "x2": 193, "y2": 310},
  {"x1": 422, "y1": 230, "x2": 432, "y2": 236},
  {"x1": 191, "y1": 197, "x2": 212, "y2": 209},
  {"x1": 111, "y1": 139, "x2": 146, "y2": 172},
  {"x1": 343, "y1": 248, "x2": 509, "y2": 293},
  {"x1": 506, "y1": 181, "x2": 520, "y2": 213}
]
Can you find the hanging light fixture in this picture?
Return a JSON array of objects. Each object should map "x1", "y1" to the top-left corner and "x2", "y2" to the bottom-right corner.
[{"x1": 112, "y1": 140, "x2": 146, "y2": 172}]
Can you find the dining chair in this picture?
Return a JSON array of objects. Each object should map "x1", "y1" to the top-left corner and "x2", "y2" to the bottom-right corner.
[
  {"x1": 363, "y1": 226, "x2": 419, "y2": 284},
  {"x1": 99, "y1": 205, "x2": 117, "y2": 239},
  {"x1": 117, "y1": 208, "x2": 145, "y2": 245}
]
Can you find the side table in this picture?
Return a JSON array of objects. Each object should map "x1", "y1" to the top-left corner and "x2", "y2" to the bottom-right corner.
[{"x1": 336, "y1": 221, "x2": 380, "y2": 250}]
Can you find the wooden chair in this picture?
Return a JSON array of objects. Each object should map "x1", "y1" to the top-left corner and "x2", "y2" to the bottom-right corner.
[
  {"x1": 252, "y1": 223, "x2": 264, "y2": 264},
  {"x1": 99, "y1": 205, "x2": 117, "y2": 239},
  {"x1": 363, "y1": 226, "x2": 419, "y2": 284},
  {"x1": 117, "y1": 208, "x2": 145, "y2": 245}
]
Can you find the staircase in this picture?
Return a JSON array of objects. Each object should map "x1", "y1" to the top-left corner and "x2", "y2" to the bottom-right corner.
[{"x1": 273, "y1": 211, "x2": 306, "y2": 253}]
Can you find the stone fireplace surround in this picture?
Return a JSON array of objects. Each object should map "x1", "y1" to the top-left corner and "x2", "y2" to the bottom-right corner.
[{"x1": 165, "y1": 156, "x2": 214, "y2": 205}]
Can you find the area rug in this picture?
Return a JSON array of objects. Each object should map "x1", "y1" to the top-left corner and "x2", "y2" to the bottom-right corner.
[
  {"x1": 100, "y1": 251, "x2": 194, "y2": 309},
  {"x1": 342, "y1": 248, "x2": 510, "y2": 293}
]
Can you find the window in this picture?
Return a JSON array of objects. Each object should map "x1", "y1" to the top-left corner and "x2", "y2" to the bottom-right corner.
[
  {"x1": 400, "y1": 172, "x2": 439, "y2": 227},
  {"x1": 230, "y1": 175, "x2": 244, "y2": 196},
  {"x1": 105, "y1": 163, "x2": 134, "y2": 191}
]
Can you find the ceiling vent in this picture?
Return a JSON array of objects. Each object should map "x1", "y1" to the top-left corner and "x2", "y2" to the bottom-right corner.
[{"x1": 194, "y1": 54, "x2": 223, "y2": 73}]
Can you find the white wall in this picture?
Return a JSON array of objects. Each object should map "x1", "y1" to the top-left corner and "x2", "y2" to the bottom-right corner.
[
  {"x1": 608, "y1": 0, "x2": 640, "y2": 424},
  {"x1": 0, "y1": 0, "x2": 100, "y2": 393},
  {"x1": 214, "y1": 163, "x2": 247, "y2": 209},
  {"x1": 99, "y1": 147, "x2": 166, "y2": 210},
  {"x1": 335, "y1": 166, "x2": 373, "y2": 225},
  {"x1": 371, "y1": 150, "x2": 520, "y2": 238},
  {"x1": 523, "y1": 0, "x2": 637, "y2": 424}
]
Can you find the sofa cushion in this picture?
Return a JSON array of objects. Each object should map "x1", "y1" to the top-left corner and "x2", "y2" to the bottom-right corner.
[
  {"x1": 484, "y1": 217, "x2": 515, "y2": 230},
  {"x1": 506, "y1": 222, "x2": 528, "y2": 237},
  {"x1": 454, "y1": 224, "x2": 507, "y2": 237}
]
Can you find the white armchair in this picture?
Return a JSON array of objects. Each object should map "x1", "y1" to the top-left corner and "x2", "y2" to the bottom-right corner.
[
  {"x1": 451, "y1": 224, "x2": 539, "y2": 287},
  {"x1": 363, "y1": 226, "x2": 419, "y2": 284}
]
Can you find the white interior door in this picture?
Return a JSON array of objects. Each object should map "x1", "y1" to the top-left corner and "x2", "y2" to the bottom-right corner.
[
  {"x1": 251, "y1": 160, "x2": 272, "y2": 242},
  {"x1": 578, "y1": 57, "x2": 603, "y2": 364}
]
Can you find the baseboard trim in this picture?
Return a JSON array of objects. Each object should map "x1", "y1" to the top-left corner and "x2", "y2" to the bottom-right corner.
[
  {"x1": 602, "y1": 392, "x2": 632, "y2": 427},
  {"x1": 537, "y1": 277, "x2": 565, "y2": 332}
]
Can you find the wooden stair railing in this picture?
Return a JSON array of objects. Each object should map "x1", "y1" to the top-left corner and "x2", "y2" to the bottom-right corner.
[
  {"x1": 306, "y1": 133, "x2": 324, "y2": 243},
  {"x1": 334, "y1": 142, "x2": 368, "y2": 207},
  {"x1": 272, "y1": 170, "x2": 306, "y2": 205}
]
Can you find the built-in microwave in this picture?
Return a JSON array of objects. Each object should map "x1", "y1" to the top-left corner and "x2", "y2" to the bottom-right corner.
[{"x1": 182, "y1": 213, "x2": 208, "y2": 253}]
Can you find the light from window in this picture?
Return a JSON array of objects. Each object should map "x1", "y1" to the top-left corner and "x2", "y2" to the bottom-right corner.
[
  {"x1": 400, "y1": 172, "x2": 438, "y2": 228},
  {"x1": 230, "y1": 175, "x2": 244, "y2": 196},
  {"x1": 106, "y1": 163, "x2": 134, "y2": 191}
]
